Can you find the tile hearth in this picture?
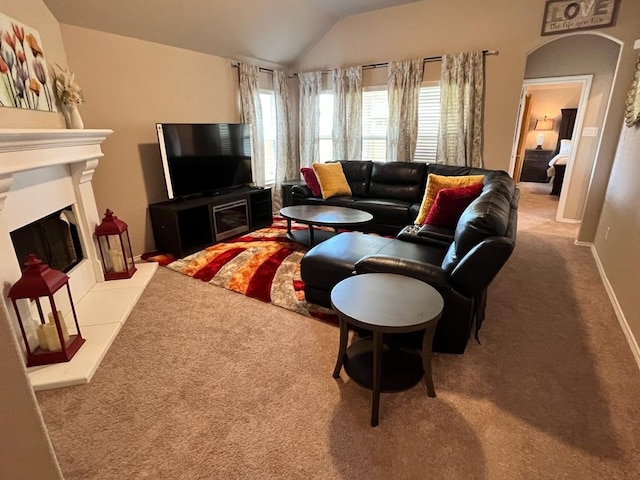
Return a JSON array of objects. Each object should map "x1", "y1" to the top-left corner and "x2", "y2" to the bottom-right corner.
[
  {"x1": 27, "y1": 262, "x2": 157, "y2": 391},
  {"x1": 27, "y1": 263, "x2": 158, "y2": 391}
]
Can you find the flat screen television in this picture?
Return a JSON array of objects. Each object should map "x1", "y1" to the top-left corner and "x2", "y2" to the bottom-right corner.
[{"x1": 156, "y1": 123, "x2": 253, "y2": 199}]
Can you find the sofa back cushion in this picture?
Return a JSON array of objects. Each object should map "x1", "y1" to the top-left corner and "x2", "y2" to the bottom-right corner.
[
  {"x1": 369, "y1": 162, "x2": 427, "y2": 202},
  {"x1": 441, "y1": 172, "x2": 515, "y2": 272},
  {"x1": 427, "y1": 164, "x2": 491, "y2": 177},
  {"x1": 336, "y1": 161, "x2": 372, "y2": 197}
]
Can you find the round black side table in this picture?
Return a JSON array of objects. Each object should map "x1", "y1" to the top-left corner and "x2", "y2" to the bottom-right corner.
[{"x1": 331, "y1": 273, "x2": 444, "y2": 427}]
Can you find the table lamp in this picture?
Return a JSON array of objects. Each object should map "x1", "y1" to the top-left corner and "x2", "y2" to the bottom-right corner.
[{"x1": 534, "y1": 116, "x2": 554, "y2": 149}]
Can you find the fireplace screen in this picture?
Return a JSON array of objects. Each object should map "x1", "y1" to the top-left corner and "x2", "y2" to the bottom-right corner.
[{"x1": 11, "y1": 206, "x2": 83, "y2": 273}]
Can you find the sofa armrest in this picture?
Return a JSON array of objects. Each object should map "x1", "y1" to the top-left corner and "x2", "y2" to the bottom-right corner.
[
  {"x1": 354, "y1": 254, "x2": 451, "y2": 289},
  {"x1": 449, "y1": 237, "x2": 515, "y2": 297},
  {"x1": 291, "y1": 184, "x2": 314, "y2": 198},
  {"x1": 396, "y1": 225, "x2": 453, "y2": 249}
]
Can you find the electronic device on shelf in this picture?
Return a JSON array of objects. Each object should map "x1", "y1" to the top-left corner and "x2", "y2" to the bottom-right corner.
[{"x1": 156, "y1": 123, "x2": 253, "y2": 199}]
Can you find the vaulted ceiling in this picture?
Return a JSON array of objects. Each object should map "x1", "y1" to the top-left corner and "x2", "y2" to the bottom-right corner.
[{"x1": 43, "y1": 0, "x2": 423, "y2": 66}]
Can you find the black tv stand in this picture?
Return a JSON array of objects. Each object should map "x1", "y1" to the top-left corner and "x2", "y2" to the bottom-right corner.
[
  {"x1": 202, "y1": 184, "x2": 253, "y2": 197},
  {"x1": 149, "y1": 187, "x2": 273, "y2": 258}
]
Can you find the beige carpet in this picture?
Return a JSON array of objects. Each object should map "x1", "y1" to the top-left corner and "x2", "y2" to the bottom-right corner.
[{"x1": 36, "y1": 182, "x2": 640, "y2": 479}]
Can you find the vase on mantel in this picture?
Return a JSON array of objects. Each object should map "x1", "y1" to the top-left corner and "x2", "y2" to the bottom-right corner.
[{"x1": 64, "y1": 104, "x2": 84, "y2": 129}]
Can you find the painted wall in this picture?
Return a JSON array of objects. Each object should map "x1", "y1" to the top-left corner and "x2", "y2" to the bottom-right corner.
[
  {"x1": 0, "y1": 0, "x2": 66, "y2": 129},
  {"x1": 59, "y1": 25, "x2": 244, "y2": 255},
  {"x1": 595, "y1": 122, "x2": 640, "y2": 358},
  {"x1": 0, "y1": 3, "x2": 67, "y2": 479},
  {"x1": 294, "y1": 0, "x2": 639, "y2": 227}
]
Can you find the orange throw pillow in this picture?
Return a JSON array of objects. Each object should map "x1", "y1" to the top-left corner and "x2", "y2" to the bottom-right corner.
[{"x1": 312, "y1": 163, "x2": 352, "y2": 199}]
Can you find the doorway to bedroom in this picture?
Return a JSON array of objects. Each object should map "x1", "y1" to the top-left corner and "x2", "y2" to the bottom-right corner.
[{"x1": 511, "y1": 75, "x2": 591, "y2": 223}]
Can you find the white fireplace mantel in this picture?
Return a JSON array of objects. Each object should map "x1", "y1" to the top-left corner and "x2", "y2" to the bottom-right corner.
[
  {"x1": 0, "y1": 128, "x2": 113, "y2": 210},
  {"x1": 0, "y1": 128, "x2": 157, "y2": 391}
]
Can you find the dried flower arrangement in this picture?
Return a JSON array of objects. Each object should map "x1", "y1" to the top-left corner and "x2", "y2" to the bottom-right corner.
[{"x1": 53, "y1": 64, "x2": 84, "y2": 107}]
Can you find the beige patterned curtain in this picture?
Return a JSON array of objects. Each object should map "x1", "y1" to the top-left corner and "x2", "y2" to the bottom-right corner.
[
  {"x1": 386, "y1": 58, "x2": 423, "y2": 162},
  {"x1": 437, "y1": 51, "x2": 485, "y2": 167},
  {"x1": 238, "y1": 63, "x2": 265, "y2": 186},
  {"x1": 272, "y1": 69, "x2": 296, "y2": 210},
  {"x1": 299, "y1": 71, "x2": 322, "y2": 168},
  {"x1": 332, "y1": 66, "x2": 362, "y2": 160}
]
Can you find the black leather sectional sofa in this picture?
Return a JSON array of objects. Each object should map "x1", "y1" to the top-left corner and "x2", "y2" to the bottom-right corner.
[
  {"x1": 297, "y1": 161, "x2": 520, "y2": 354},
  {"x1": 292, "y1": 160, "x2": 493, "y2": 235}
]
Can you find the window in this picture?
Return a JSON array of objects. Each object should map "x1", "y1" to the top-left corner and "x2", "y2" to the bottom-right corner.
[
  {"x1": 319, "y1": 93, "x2": 333, "y2": 162},
  {"x1": 316, "y1": 83, "x2": 441, "y2": 163},
  {"x1": 414, "y1": 83, "x2": 441, "y2": 163},
  {"x1": 260, "y1": 91, "x2": 276, "y2": 184},
  {"x1": 362, "y1": 89, "x2": 388, "y2": 161}
]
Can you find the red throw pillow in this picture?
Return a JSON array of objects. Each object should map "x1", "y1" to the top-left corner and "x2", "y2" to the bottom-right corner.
[
  {"x1": 423, "y1": 182, "x2": 484, "y2": 228},
  {"x1": 300, "y1": 167, "x2": 321, "y2": 197}
]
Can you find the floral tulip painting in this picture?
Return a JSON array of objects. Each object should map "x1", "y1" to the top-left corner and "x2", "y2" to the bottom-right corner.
[{"x1": 0, "y1": 13, "x2": 56, "y2": 111}]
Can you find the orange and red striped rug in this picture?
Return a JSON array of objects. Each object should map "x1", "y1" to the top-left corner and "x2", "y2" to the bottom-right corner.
[{"x1": 145, "y1": 218, "x2": 338, "y2": 324}]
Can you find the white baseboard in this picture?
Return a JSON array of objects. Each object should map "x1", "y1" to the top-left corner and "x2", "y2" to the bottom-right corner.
[
  {"x1": 590, "y1": 244, "x2": 640, "y2": 371},
  {"x1": 557, "y1": 216, "x2": 581, "y2": 224}
]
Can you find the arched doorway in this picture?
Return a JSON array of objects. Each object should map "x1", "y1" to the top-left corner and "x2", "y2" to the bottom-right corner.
[{"x1": 510, "y1": 33, "x2": 622, "y2": 225}]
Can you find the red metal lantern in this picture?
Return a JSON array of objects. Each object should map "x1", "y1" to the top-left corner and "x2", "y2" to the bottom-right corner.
[
  {"x1": 95, "y1": 209, "x2": 137, "y2": 280},
  {"x1": 8, "y1": 254, "x2": 85, "y2": 367}
]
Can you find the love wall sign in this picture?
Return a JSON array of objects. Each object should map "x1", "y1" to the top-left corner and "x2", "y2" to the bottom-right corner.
[{"x1": 541, "y1": 0, "x2": 620, "y2": 36}]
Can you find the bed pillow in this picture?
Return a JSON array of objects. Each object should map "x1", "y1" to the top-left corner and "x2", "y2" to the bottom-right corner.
[
  {"x1": 423, "y1": 182, "x2": 484, "y2": 228},
  {"x1": 300, "y1": 167, "x2": 321, "y2": 197},
  {"x1": 414, "y1": 173, "x2": 485, "y2": 225},
  {"x1": 312, "y1": 163, "x2": 352, "y2": 199},
  {"x1": 559, "y1": 139, "x2": 572, "y2": 155}
]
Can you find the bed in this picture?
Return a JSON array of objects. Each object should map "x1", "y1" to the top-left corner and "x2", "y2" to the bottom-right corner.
[{"x1": 547, "y1": 139, "x2": 572, "y2": 196}]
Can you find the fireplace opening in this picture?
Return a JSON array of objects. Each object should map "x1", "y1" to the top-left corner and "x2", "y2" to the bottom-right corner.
[{"x1": 11, "y1": 206, "x2": 84, "y2": 273}]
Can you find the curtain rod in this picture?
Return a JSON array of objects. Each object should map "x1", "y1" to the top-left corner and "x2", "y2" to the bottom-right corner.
[{"x1": 231, "y1": 50, "x2": 499, "y2": 76}]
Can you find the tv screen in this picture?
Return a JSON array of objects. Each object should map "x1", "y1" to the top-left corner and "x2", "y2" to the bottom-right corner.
[{"x1": 156, "y1": 123, "x2": 253, "y2": 199}]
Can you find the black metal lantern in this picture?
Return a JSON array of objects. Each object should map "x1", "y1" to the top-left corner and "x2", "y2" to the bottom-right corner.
[
  {"x1": 95, "y1": 209, "x2": 137, "y2": 280},
  {"x1": 8, "y1": 254, "x2": 85, "y2": 366}
]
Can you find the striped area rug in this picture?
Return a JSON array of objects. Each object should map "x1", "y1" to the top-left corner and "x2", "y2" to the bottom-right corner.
[{"x1": 157, "y1": 218, "x2": 338, "y2": 324}]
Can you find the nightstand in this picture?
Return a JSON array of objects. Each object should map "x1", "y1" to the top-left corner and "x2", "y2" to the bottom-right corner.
[{"x1": 521, "y1": 149, "x2": 553, "y2": 183}]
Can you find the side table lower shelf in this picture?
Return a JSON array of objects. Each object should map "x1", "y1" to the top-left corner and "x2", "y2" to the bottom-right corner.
[{"x1": 344, "y1": 338, "x2": 425, "y2": 392}]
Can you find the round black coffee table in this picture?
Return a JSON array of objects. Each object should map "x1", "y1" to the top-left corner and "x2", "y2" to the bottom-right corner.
[
  {"x1": 279, "y1": 205, "x2": 373, "y2": 246},
  {"x1": 331, "y1": 273, "x2": 444, "y2": 427}
]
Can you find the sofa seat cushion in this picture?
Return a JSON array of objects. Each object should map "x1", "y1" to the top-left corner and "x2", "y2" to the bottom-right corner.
[
  {"x1": 300, "y1": 232, "x2": 395, "y2": 291},
  {"x1": 322, "y1": 196, "x2": 359, "y2": 208},
  {"x1": 298, "y1": 196, "x2": 331, "y2": 206},
  {"x1": 377, "y1": 238, "x2": 447, "y2": 265},
  {"x1": 352, "y1": 198, "x2": 412, "y2": 226},
  {"x1": 300, "y1": 232, "x2": 448, "y2": 309}
]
